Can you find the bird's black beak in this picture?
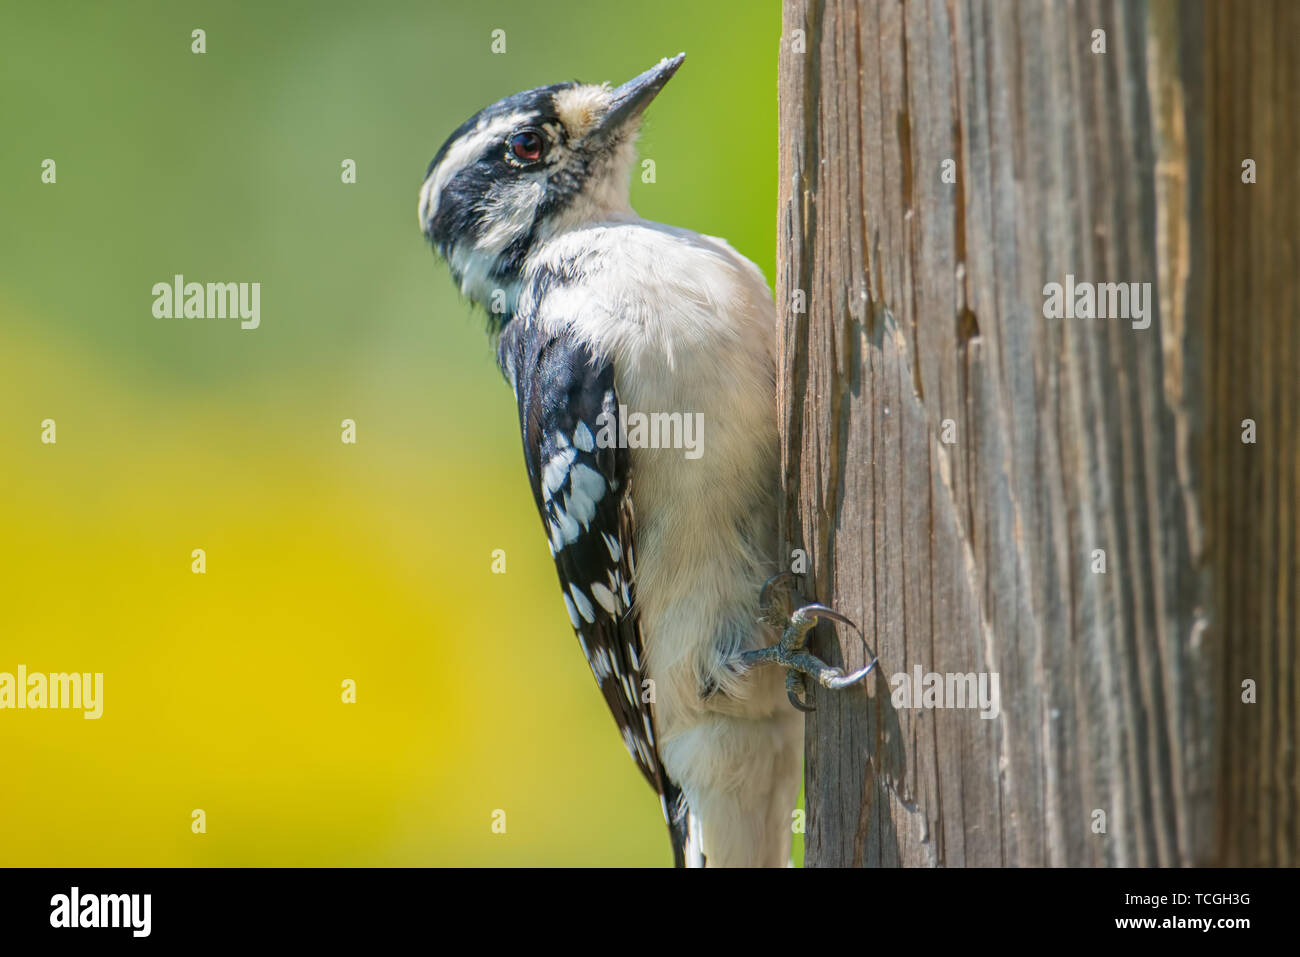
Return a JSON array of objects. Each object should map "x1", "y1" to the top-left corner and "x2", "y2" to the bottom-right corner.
[{"x1": 593, "y1": 53, "x2": 685, "y2": 141}]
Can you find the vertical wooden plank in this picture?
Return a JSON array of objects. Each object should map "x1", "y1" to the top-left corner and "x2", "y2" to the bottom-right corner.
[{"x1": 777, "y1": 0, "x2": 1297, "y2": 867}]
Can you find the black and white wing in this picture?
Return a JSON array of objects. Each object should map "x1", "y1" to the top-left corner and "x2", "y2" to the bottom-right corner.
[{"x1": 498, "y1": 320, "x2": 692, "y2": 866}]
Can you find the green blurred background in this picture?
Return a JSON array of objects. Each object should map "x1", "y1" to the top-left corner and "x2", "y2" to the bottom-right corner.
[{"x1": 0, "y1": 0, "x2": 792, "y2": 866}]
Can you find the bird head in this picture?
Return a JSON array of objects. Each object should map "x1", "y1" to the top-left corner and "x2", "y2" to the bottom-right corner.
[{"x1": 418, "y1": 54, "x2": 684, "y2": 321}]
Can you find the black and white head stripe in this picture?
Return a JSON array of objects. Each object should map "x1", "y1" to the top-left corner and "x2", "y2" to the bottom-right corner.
[
  {"x1": 498, "y1": 318, "x2": 692, "y2": 865},
  {"x1": 417, "y1": 85, "x2": 570, "y2": 312},
  {"x1": 417, "y1": 71, "x2": 668, "y2": 327},
  {"x1": 416, "y1": 108, "x2": 535, "y2": 237},
  {"x1": 418, "y1": 84, "x2": 585, "y2": 303}
]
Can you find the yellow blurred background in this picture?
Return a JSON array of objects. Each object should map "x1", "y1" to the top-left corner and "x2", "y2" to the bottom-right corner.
[{"x1": 0, "y1": 1, "x2": 794, "y2": 865}]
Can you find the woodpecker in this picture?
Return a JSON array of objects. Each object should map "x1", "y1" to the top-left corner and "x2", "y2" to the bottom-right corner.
[{"x1": 418, "y1": 54, "x2": 874, "y2": 867}]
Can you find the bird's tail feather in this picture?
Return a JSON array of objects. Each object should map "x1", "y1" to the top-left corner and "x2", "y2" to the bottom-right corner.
[{"x1": 663, "y1": 781, "x2": 705, "y2": 868}]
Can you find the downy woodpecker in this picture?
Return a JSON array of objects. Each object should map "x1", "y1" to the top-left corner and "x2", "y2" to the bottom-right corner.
[{"x1": 418, "y1": 54, "x2": 873, "y2": 867}]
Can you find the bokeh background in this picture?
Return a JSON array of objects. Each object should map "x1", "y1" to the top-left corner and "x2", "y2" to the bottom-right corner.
[{"x1": 0, "y1": 0, "x2": 791, "y2": 865}]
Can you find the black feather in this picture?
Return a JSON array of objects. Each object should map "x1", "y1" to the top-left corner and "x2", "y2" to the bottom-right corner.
[{"x1": 498, "y1": 316, "x2": 693, "y2": 867}]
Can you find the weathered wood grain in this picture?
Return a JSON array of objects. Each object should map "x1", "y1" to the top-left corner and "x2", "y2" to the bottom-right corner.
[{"x1": 777, "y1": 0, "x2": 1298, "y2": 866}]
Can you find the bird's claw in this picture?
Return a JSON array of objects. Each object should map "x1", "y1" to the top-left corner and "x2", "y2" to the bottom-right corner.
[{"x1": 742, "y1": 600, "x2": 878, "y2": 712}]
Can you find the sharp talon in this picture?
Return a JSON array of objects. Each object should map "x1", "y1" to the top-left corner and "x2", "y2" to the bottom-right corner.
[
  {"x1": 795, "y1": 603, "x2": 852, "y2": 628},
  {"x1": 823, "y1": 660, "x2": 878, "y2": 689},
  {"x1": 791, "y1": 604, "x2": 878, "y2": 678},
  {"x1": 786, "y1": 670, "x2": 814, "y2": 711},
  {"x1": 740, "y1": 597, "x2": 879, "y2": 706}
]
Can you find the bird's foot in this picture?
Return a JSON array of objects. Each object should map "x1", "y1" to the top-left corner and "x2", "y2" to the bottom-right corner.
[{"x1": 744, "y1": 575, "x2": 878, "y2": 712}]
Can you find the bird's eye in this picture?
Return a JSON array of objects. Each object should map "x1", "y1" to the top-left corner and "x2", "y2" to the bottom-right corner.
[{"x1": 508, "y1": 129, "x2": 544, "y2": 164}]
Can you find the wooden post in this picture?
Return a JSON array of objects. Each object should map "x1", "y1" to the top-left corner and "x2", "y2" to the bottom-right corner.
[{"x1": 776, "y1": 0, "x2": 1297, "y2": 866}]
